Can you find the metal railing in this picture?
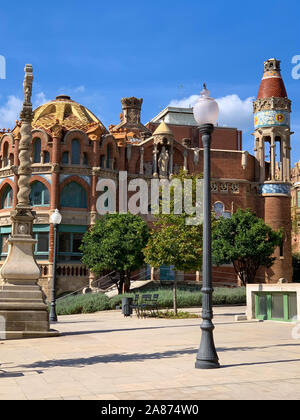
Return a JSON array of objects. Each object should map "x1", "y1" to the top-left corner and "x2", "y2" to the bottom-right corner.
[
  {"x1": 56, "y1": 270, "x2": 116, "y2": 301},
  {"x1": 56, "y1": 266, "x2": 152, "y2": 301}
]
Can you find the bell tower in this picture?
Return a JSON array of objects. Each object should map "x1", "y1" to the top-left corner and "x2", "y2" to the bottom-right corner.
[{"x1": 253, "y1": 58, "x2": 292, "y2": 282}]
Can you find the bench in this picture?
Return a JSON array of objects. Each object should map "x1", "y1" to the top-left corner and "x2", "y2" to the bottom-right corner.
[{"x1": 132, "y1": 293, "x2": 159, "y2": 318}]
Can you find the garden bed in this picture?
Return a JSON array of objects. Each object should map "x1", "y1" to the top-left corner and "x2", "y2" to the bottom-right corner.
[{"x1": 55, "y1": 286, "x2": 246, "y2": 315}]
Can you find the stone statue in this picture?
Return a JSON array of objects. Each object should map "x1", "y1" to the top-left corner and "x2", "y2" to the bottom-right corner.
[
  {"x1": 144, "y1": 162, "x2": 153, "y2": 176},
  {"x1": 158, "y1": 146, "x2": 169, "y2": 178}
]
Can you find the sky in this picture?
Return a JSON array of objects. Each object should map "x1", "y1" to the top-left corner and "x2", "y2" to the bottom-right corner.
[{"x1": 0, "y1": 0, "x2": 300, "y2": 164}]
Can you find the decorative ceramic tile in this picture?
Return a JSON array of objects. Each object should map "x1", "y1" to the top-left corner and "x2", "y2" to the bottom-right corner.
[
  {"x1": 213, "y1": 202, "x2": 231, "y2": 219},
  {"x1": 254, "y1": 110, "x2": 290, "y2": 129},
  {"x1": 258, "y1": 183, "x2": 290, "y2": 195}
]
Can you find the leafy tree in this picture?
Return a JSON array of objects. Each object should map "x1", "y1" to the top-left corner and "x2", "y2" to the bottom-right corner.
[
  {"x1": 80, "y1": 213, "x2": 150, "y2": 294},
  {"x1": 212, "y1": 208, "x2": 283, "y2": 285},
  {"x1": 144, "y1": 170, "x2": 203, "y2": 313},
  {"x1": 292, "y1": 253, "x2": 300, "y2": 282}
]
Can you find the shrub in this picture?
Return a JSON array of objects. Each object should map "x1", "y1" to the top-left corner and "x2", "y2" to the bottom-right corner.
[
  {"x1": 152, "y1": 310, "x2": 200, "y2": 319},
  {"x1": 293, "y1": 253, "x2": 300, "y2": 282},
  {"x1": 55, "y1": 286, "x2": 246, "y2": 315},
  {"x1": 56, "y1": 292, "x2": 110, "y2": 315}
]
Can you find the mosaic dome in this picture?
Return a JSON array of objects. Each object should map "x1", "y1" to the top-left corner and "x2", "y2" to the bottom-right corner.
[{"x1": 32, "y1": 95, "x2": 107, "y2": 133}]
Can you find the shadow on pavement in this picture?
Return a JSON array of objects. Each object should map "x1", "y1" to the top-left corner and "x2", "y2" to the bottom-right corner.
[{"x1": 17, "y1": 347, "x2": 197, "y2": 370}]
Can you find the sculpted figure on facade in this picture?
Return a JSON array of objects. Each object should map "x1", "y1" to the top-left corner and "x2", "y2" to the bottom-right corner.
[{"x1": 158, "y1": 146, "x2": 169, "y2": 178}]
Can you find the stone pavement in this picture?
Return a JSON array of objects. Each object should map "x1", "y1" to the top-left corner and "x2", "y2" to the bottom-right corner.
[{"x1": 0, "y1": 305, "x2": 300, "y2": 400}]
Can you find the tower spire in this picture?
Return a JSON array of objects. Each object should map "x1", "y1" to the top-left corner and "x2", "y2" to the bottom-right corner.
[
  {"x1": 253, "y1": 58, "x2": 292, "y2": 283},
  {"x1": 257, "y1": 58, "x2": 287, "y2": 99}
]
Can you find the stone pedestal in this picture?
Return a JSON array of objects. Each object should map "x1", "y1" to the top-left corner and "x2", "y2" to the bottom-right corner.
[
  {"x1": 0, "y1": 284, "x2": 59, "y2": 339},
  {"x1": 0, "y1": 228, "x2": 59, "y2": 340}
]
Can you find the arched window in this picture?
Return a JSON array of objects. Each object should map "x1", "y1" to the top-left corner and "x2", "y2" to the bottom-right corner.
[
  {"x1": 60, "y1": 181, "x2": 87, "y2": 208},
  {"x1": 106, "y1": 144, "x2": 111, "y2": 169},
  {"x1": 33, "y1": 138, "x2": 41, "y2": 163},
  {"x1": 44, "y1": 151, "x2": 50, "y2": 163},
  {"x1": 71, "y1": 139, "x2": 80, "y2": 165},
  {"x1": 62, "y1": 151, "x2": 69, "y2": 164},
  {"x1": 3, "y1": 142, "x2": 8, "y2": 167},
  {"x1": 1, "y1": 185, "x2": 13, "y2": 209},
  {"x1": 30, "y1": 182, "x2": 50, "y2": 206}
]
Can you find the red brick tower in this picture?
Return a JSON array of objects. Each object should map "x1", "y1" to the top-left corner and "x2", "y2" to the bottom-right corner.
[{"x1": 253, "y1": 58, "x2": 292, "y2": 282}]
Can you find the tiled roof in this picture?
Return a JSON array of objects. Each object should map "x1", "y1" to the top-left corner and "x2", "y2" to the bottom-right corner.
[
  {"x1": 31, "y1": 96, "x2": 107, "y2": 133},
  {"x1": 257, "y1": 66, "x2": 287, "y2": 99}
]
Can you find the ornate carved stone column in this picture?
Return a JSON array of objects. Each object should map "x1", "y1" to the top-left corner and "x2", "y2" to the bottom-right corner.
[
  {"x1": 0, "y1": 65, "x2": 58, "y2": 339},
  {"x1": 153, "y1": 144, "x2": 158, "y2": 178},
  {"x1": 139, "y1": 147, "x2": 144, "y2": 175},
  {"x1": 169, "y1": 145, "x2": 173, "y2": 177},
  {"x1": 183, "y1": 149, "x2": 188, "y2": 171},
  {"x1": 12, "y1": 122, "x2": 21, "y2": 208},
  {"x1": 270, "y1": 133, "x2": 276, "y2": 181}
]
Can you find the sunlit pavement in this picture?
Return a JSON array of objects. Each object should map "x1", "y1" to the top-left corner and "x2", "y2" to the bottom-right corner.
[{"x1": 0, "y1": 305, "x2": 299, "y2": 400}]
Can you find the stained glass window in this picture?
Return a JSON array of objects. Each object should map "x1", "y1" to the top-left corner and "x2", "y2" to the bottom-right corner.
[
  {"x1": 33, "y1": 138, "x2": 41, "y2": 163},
  {"x1": 71, "y1": 139, "x2": 80, "y2": 165},
  {"x1": 1, "y1": 186, "x2": 13, "y2": 209},
  {"x1": 30, "y1": 182, "x2": 50, "y2": 206},
  {"x1": 60, "y1": 181, "x2": 87, "y2": 208},
  {"x1": 213, "y1": 202, "x2": 231, "y2": 219}
]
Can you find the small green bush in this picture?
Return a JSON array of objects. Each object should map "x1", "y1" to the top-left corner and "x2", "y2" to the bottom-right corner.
[
  {"x1": 152, "y1": 310, "x2": 200, "y2": 319},
  {"x1": 56, "y1": 292, "x2": 110, "y2": 315}
]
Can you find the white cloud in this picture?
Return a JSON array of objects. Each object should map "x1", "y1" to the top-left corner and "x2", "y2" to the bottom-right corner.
[
  {"x1": 33, "y1": 91, "x2": 49, "y2": 108},
  {"x1": 0, "y1": 95, "x2": 22, "y2": 130},
  {"x1": 169, "y1": 93, "x2": 255, "y2": 132},
  {"x1": 73, "y1": 85, "x2": 85, "y2": 93},
  {"x1": 0, "y1": 92, "x2": 49, "y2": 130},
  {"x1": 169, "y1": 95, "x2": 200, "y2": 109}
]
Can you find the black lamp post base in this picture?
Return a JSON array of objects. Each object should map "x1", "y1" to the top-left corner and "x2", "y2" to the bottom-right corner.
[
  {"x1": 195, "y1": 359, "x2": 220, "y2": 369},
  {"x1": 49, "y1": 305, "x2": 57, "y2": 323}
]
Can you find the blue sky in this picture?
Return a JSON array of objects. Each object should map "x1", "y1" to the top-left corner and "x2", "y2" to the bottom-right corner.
[{"x1": 0, "y1": 0, "x2": 300, "y2": 164}]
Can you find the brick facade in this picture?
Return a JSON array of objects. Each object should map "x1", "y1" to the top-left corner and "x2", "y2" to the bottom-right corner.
[{"x1": 0, "y1": 58, "x2": 294, "y2": 297}]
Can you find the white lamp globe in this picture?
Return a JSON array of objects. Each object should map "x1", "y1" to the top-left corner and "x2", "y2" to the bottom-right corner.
[
  {"x1": 50, "y1": 209, "x2": 62, "y2": 225},
  {"x1": 193, "y1": 84, "x2": 219, "y2": 126}
]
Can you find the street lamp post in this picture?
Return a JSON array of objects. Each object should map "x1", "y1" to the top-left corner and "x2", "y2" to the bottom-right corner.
[
  {"x1": 49, "y1": 209, "x2": 62, "y2": 322},
  {"x1": 193, "y1": 85, "x2": 220, "y2": 369}
]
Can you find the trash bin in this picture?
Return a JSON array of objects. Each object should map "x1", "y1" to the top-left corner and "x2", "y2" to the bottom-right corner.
[{"x1": 122, "y1": 297, "x2": 133, "y2": 317}]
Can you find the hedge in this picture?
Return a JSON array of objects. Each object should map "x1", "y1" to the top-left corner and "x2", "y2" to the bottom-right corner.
[{"x1": 55, "y1": 286, "x2": 246, "y2": 315}]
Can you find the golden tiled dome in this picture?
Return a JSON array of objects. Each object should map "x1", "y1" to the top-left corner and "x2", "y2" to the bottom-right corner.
[{"x1": 32, "y1": 95, "x2": 107, "y2": 133}]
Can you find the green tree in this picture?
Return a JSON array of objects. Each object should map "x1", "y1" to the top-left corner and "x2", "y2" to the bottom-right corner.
[
  {"x1": 80, "y1": 213, "x2": 150, "y2": 294},
  {"x1": 212, "y1": 208, "x2": 283, "y2": 285},
  {"x1": 144, "y1": 170, "x2": 203, "y2": 313},
  {"x1": 292, "y1": 253, "x2": 300, "y2": 282}
]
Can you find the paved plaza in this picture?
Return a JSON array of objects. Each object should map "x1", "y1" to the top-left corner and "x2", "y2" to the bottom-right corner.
[{"x1": 0, "y1": 305, "x2": 300, "y2": 400}]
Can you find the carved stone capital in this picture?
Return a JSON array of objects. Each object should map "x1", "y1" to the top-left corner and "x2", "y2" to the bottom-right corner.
[
  {"x1": 253, "y1": 97, "x2": 291, "y2": 113},
  {"x1": 51, "y1": 163, "x2": 61, "y2": 173},
  {"x1": 86, "y1": 122, "x2": 103, "y2": 141},
  {"x1": 92, "y1": 167, "x2": 101, "y2": 176},
  {"x1": 50, "y1": 119, "x2": 63, "y2": 140}
]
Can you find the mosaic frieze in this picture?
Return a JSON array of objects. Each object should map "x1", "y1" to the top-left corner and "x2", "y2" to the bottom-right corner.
[
  {"x1": 258, "y1": 183, "x2": 290, "y2": 195},
  {"x1": 254, "y1": 110, "x2": 290, "y2": 129}
]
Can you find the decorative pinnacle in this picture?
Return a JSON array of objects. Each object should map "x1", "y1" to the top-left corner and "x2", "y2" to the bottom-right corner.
[
  {"x1": 20, "y1": 64, "x2": 34, "y2": 122},
  {"x1": 23, "y1": 64, "x2": 33, "y2": 105}
]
